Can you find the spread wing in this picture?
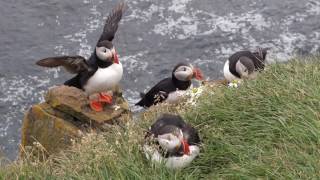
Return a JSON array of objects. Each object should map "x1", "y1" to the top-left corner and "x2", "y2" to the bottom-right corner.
[
  {"x1": 98, "y1": 2, "x2": 126, "y2": 42},
  {"x1": 36, "y1": 56, "x2": 90, "y2": 74}
]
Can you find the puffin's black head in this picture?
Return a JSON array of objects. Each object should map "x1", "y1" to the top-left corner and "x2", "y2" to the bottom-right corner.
[
  {"x1": 157, "y1": 125, "x2": 182, "y2": 137},
  {"x1": 172, "y1": 63, "x2": 203, "y2": 81},
  {"x1": 95, "y1": 40, "x2": 119, "y2": 64},
  {"x1": 253, "y1": 47, "x2": 270, "y2": 61}
]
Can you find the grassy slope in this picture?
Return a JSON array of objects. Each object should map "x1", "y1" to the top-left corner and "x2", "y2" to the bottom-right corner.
[{"x1": 1, "y1": 57, "x2": 320, "y2": 179}]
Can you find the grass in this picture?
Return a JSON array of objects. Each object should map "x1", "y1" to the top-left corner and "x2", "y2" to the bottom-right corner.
[{"x1": 1, "y1": 56, "x2": 320, "y2": 179}]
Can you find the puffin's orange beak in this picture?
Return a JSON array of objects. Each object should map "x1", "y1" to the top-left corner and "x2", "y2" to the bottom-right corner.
[
  {"x1": 181, "y1": 139, "x2": 190, "y2": 155},
  {"x1": 113, "y1": 50, "x2": 119, "y2": 64},
  {"x1": 193, "y1": 68, "x2": 203, "y2": 80}
]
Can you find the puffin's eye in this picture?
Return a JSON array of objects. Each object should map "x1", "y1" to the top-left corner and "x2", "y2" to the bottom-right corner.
[
  {"x1": 103, "y1": 49, "x2": 107, "y2": 53},
  {"x1": 183, "y1": 67, "x2": 187, "y2": 71}
]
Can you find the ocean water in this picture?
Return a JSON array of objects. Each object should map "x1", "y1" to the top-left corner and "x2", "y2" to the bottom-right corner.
[{"x1": 0, "y1": 0, "x2": 319, "y2": 160}]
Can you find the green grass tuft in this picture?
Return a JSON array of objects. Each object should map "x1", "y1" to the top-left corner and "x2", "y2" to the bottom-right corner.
[{"x1": 1, "y1": 56, "x2": 320, "y2": 179}]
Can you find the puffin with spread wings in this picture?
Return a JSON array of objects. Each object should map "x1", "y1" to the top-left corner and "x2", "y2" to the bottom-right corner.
[{"x1": 36, "y1": 3, "x2": 126, "y2": 112}]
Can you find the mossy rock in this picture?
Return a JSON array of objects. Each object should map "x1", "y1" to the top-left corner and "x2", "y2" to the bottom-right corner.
[
  {"x1": 21, "y1": 103, "x2": 82, "y2": 157},
  {"x1": 45, "y1": 85, "x2": 130, "y2": 125},
  {"x1": 20, "y1": 85, "x2": 131, "y2": 158}
]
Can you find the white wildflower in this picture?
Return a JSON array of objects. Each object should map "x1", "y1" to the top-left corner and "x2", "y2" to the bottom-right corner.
[
  {"x1": 228, "y1": 80, "x2": 242, "y2": 88},
  {"x1": 32, "y1": 142, "x2": 42, "y2": 148},
  {"x1": 185, "y1": 85, "x2": 205, "y2": 106},
  {"x1": 113, "y1": 105, "x2": 121, "y2": 111}
]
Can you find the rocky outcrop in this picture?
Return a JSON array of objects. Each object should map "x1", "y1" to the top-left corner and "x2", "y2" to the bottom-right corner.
[{"x1": 21, "y1": 85, "x2": 131, "y2": 156}]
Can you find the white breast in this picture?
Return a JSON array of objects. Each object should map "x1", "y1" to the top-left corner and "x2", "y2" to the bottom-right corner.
[
  {"x1": 143, "y1": 144, "x2": 200, "y2": 169},
  {"x1": 84, "y1": 62, "x2": 123, "y2": 95},
  {"x1": 165, "y1": 90, "x2": 187, "y2": 104},
  {"x1": 223, "y1": 60, "x2": 241, "y2": 82}
]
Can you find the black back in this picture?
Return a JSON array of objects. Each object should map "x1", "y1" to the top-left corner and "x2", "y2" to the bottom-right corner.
[
  {"x1": 228, "y1": 50, "x2": 266, "y2": 78},
  {"x1": 149, "y1": 114, "x2": 200, "y2": 145},
  {"x1": 135, "y1": 77, "x2": 191, "y2": 107},
  {"x1": 136, "y1": 63, "x2": 192, "y2": 107}
]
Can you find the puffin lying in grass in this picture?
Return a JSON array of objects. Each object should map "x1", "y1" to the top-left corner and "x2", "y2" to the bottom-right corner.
[
  {"x1": 223, "y1": 47, "x2": 270, "y2": 84},
  {"x1": 36, "y1": 3, "x2": 126, "y2": 112},
  {"x1": 143, "y1": 114, "x2": 201, "y2": 169},
  {"x1": 136, "y1": 63, "x2": 203, "y2": 108}
]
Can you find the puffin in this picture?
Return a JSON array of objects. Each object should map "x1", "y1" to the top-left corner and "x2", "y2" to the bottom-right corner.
[
  {"x1": 36, "y1": 3, "x2": 126, "y2": 112},
  {"x1": 223, "y1": 47, "x2": 270, "y2": 82},
  {"x1": 136, "y1": 63, "x2": 203, "y2": 108},
  {"x1": 143, "y1": 114, "x2": 201, "y2": 169}
]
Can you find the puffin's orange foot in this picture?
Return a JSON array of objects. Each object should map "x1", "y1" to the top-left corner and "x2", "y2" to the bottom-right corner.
[
  {"x1": 90, "y1": 100, "x2": 103, "y2": 112},
  {"x1": 99, "y1": 92, "x2": 113, "y2": 104}
]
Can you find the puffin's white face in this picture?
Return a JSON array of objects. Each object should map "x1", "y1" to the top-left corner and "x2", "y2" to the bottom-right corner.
[
  {"x1": 158, "y1": 131, "x2": 183, "y2": 151},
  {"x1": 174, "y1": 65, "x2": 194, "y2": 81},
  {"x1": 96, "y1": 47, "x2": 115, "y2": 61},
  {"x1": 158, "y1": 133, "x2": 181, "y2": 151}
]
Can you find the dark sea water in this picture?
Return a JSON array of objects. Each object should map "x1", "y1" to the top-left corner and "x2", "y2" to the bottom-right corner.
[{"x1": 0, "y1": 0, "x2": 319, "y2": 160}]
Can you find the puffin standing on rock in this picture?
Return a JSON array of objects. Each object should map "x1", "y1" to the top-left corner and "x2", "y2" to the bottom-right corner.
[
  {"x1": 136, "y1": 63, "x2": 203, "y2": 108},
  {"x1": 223, "y1": 47, "x2": 270, "y2": 83},
  {"x1": 143, "y1": 114, "x2": 201, "y2": 169},
  {"x1": 36, "y1": 3, "x2": 126, "y2": 112}
]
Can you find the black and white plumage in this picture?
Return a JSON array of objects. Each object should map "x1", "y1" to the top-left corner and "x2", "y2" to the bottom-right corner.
[
  {"x1": 136, "y1": 63, "x2": 203, "y2": 108},
  {"x1": 36, "y1": 3, "x2": 126, "y2": 111},
  {"x1": 143, "y1": 114, "x2": 200, "y2": 169},
  {"x1": 223, "y1": 47, "x2": 270, "y2": 82}
]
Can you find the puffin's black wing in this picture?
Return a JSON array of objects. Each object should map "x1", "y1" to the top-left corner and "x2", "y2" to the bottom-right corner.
[
  {"x1": 36, "y1": 56, "x2": 90, "y2": 74},
  {"x1": 98, "y1": 2, "x2": 126, "y2": 42},
  {"x1": 136, "y1": 78, "x2": 177, "y2": 107}
]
